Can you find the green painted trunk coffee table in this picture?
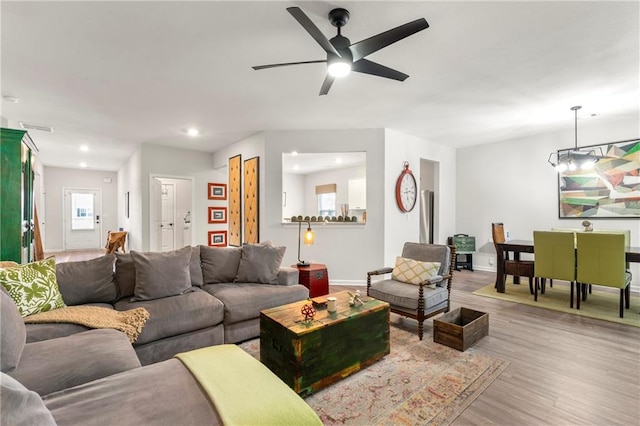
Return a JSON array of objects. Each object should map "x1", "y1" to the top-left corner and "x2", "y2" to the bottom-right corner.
[{"x1": 260, "y1": 291, "x2": 390, "y2": 396}]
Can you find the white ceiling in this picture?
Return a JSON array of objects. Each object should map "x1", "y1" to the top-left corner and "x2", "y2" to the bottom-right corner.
[{"x1": 1, "y1": 1, "x2": 638, "y2": 172}]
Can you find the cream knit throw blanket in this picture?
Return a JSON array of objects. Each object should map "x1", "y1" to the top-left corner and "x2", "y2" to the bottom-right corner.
[{"x1": 24, "y1": 306, "x2": 150, "y2": 343}]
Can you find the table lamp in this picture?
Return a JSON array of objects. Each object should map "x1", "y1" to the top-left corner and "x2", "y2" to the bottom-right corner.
[{"x1": 297, "y1": 220, "x2": 315, "y2": 266}]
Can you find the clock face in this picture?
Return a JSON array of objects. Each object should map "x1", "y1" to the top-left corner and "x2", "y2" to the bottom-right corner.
[{"x1": 396, "y1": 168, "x2": 417, "y2": 212}]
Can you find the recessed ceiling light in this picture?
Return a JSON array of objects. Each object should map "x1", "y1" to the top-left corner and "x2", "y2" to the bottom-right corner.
[
  {"x1": 80, "y1": 145, "x2": 89, "y2": 152},
  {"x1": 80, "y1": 162, "x2": 88, "y2": 168},
  {"x1": 291, "y1": 151, "x2": 298, "y2": 156},
  {"x1": 2, "y1": 95, "x2": 19, "y2": 103},
  {"x1": 186, "y1": 128, "x2": 200, "y2": 137},
  {"x1": 336, "y1": 157, "x2": 343, "y2": 164},
  {"x1": 294, "y1": 164, "x2": 299, "y2": 170}
]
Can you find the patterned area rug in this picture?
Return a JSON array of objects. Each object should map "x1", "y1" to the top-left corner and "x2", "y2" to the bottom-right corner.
[{"x1": 239, "y1": 325, "x2": 508, "y2": 425}]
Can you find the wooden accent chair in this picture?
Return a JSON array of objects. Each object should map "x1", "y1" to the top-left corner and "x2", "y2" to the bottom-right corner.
[
  {"x1": 533, "y1": 231, "x2": 576, "y2": 305},
  {"x1": 366, "y1": 242, "x2": 456, "y2": 340},
  {"x1": 105, "y1": 231, "x2": 127, "y2": 254},
  {"x1": 576, "y1": 232, "x2": 631, "y2": 318},
  {"x1": 491, "y1": 222, "x2": 535, "y2": 292}
]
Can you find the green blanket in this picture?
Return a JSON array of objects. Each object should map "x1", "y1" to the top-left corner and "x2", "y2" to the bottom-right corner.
[{"x1": 175, "y1": 345, "x2": 322, "y2": 426}]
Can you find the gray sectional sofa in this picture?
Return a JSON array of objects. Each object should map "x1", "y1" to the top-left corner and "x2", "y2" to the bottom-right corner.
[
  {"x1": 0, "y1": 289, "x2": 322, "y2": 425},
  {"x1": 25, "y1": 243, "x2": 309, "y2": 365}
]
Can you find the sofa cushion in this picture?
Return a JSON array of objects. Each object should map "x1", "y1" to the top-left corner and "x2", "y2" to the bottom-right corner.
[
  {"x1": 115, "y1": 253, "x2": 136, "y2": 299},
  {"x1": 0, "y1": 258, "x2": 66, "y2": 317},
  {"x1": 43, "y1": 359, "x2": 220, "y2": 426},
  {"x1": 9, "y1": 329, "x2": 141, "y2": 396},
  {"x1": 1, "y1": 373, "x2": 56, "y2": 425},
  {"x1": 391, "y1": 256, "x2": 441, "y2": 286},
  {"x1": 131, "y1": 247, "x2": 192, "y2": 301},
  {"x1": 0, "y1": 290, "x2": 26, "y2": 373},
  {"x1": 200, "y1": 246, "x2": 242, "y2": 284},
  {"x1": 114, "y1": 288, "x2": 224, "y2": 345},
  {"x1": 234, "y1": 243, "x2": 285, "y2": 284},
  {"x1": 203, "y1": 283, "x2": 309, "y2": 324},
  {"x1": 56, "y1": 254, "x2": 117, "y2": 305},
  {"x1": 189, "y1": 246, "x2": 204, "y2": 287}
]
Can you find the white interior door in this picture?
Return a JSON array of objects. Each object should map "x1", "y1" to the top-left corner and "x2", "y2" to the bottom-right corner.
[
  {"x1": 160, "y1": 183, "x2": 175, "y2": 252},
  {"x1": 63, "y1": 188, "x2": 102, "y2": 250}
]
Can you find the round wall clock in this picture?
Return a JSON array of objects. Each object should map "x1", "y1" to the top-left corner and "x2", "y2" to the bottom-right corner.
[{"x1": 395, "y1": 161, "x2": 417, "y2": 213}]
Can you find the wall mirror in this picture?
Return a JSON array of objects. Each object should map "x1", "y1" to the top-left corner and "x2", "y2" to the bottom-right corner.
[{"x1": 282, "y1": 152, "x2": 366, "y2": 223}]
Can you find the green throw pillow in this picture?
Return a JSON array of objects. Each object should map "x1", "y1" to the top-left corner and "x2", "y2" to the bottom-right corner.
[{"x1": 0, "y1": 258, "x2": 66, "y2": 317}]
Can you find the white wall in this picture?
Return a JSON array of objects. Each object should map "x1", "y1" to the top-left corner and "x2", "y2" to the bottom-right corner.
[
  {"x1": 456, "y1": 115, "x2": 640, "y2": 288},
  {"x1": 299, "y1": 165, "x2": 366, "y2": 216},
  {"x1": 139, "y1": 144, "x2": 219, "y2": 251},
  {"x1": 117, "y1": 148, "x2": 142, "y2": 250},
  {"x1": 282, "y1": 173, "x2": 303, "y2": 220},
  {"x1": 383, "y1": 129, "x2": 457, "y2": 268},
  {"x1": 43, "y1": 167, "x2": 118, "y2": 251}
]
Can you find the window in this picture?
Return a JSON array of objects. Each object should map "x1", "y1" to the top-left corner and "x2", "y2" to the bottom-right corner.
[
  {"x1": 318, "y1": 192, "x2": 336, "y2": 217},
  {"x1": 71, "y1": 193, "x2": 94, "y2": 230},
  {"x1": 316, "y1": 183, "x2": 337, "y2": 217}
]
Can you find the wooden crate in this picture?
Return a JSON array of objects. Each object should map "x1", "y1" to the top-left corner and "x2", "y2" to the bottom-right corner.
[
  {"x1": 433, "y1": 307, "x2": 488, "y2": 351},
  {"x1": 260, "y1": 291, "x2": 390, "y2": 396}
]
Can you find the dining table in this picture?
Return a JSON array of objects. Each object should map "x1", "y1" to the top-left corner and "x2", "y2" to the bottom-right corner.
[{"x1": 495, "y1": 240, "x2": 640, "y2": 293}]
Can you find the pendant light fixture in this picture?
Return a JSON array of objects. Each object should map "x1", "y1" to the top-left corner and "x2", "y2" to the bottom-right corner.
[{"x1": 548, "y1": 106, "x2": 603, "y2": 172}]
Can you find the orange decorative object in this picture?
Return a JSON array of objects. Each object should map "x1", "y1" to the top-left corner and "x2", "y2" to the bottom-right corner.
[{"x1": 301, "y1": 304, "x2": 316, "y2": 321}]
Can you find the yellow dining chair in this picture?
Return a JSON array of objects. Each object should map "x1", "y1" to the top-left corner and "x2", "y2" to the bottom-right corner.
[
  {"x1": 533, "y1": 231, "x2": 577, "y2": 305},
  {"x1": 576, "y1": 233, "x2": 632, "y2": 318}
]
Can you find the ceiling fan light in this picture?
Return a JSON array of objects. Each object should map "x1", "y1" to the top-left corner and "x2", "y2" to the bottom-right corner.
[{"x1": 327, "y1": 61, "x2": 351, "y2": 78}]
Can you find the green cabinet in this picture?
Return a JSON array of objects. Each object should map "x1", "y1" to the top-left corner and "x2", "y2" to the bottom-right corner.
[{"x1": 0, "y1": 128, "x2": 37, "y2": 263}]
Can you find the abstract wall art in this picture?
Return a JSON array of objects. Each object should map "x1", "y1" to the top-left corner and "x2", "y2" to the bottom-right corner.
[
  {"x1": 228, "y1": 155, "x2": 242, "y2": 246},
  {"x1": 558, "y1": 138, "x2": 640, "y2": 218}
]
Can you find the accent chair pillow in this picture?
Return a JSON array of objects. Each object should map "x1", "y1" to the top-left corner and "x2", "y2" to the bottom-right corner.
[
  {"x1": 200, "y1": 246, "x2": 242, "y2": 284},
  {"x1": 391, "y1": 257, "x2": 441, "y2": 286},
  {"x1": 0, "y1": 258, "x2": 66, "y2": 317},
  {"x1": 55, "y1": 254, "x2": 117, "y2": 305},
  {"x1": 235, "y1": 243, "x2": 286, "y2": 285},
  {"x1": 130, "y1": 247, "x2": 193, "y2": 301}
]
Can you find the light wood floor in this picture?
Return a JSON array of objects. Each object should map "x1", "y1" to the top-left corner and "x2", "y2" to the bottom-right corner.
[
  {"x1": 333, "y1": 270, "x2": 640, "y2": 426},
  {"x1": 54, "y1": 251, "x2": 639, "y2": 425}
]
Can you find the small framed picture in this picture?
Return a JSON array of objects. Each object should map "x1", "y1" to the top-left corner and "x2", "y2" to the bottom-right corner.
[
  {"x1": 208, "y1": 207, "x2": 227, "y2": 224},
  {"x1": 208, "y1": 183, "x2": 227, "y2": 200},
  {"x1": 208, "y1": 230, "x2": 227, "y2": 247}
]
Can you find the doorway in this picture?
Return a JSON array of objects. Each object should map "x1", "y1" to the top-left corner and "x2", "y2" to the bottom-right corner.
[
  {"x1": 149, "y1": 176, "x2": 193, "y2": 252},
  {"x1": 63, "y1": 188, "x2": 102, "y2": 250}
]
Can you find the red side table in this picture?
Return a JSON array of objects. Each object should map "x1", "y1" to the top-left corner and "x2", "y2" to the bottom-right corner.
[{"x1": 294, "y1": 263, "x2": 329, "y2": 297}]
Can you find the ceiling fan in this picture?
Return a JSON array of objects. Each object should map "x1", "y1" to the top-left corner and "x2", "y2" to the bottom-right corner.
[{"x1": 252, "y1": 7, "x2": 429, "y2": 95}]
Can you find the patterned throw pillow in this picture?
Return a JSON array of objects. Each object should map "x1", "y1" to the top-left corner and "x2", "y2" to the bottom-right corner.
[
  {"x1": 0, "y1": 258, "x2": 66, "y2": 317},
  {"x1": 391, "y1": 257, "x2": 441, "y2": 286}
]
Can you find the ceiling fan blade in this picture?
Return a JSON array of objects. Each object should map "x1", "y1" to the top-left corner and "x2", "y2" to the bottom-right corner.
[
  {"x1": 319, "y1": 74, "x2": 335, "y2": 96},
  {"x1": 352, "y1": 59, "x2": 409, "y2": 81},
  {"x1": 252, "y1": 60, "x2": 326, "y2": 70},
  {"x1": 287, "y1": 7, "x2": 341, "y2": 57},
  {"x1": 350, "y1": 18, "x2": 429, "y2": 62}
]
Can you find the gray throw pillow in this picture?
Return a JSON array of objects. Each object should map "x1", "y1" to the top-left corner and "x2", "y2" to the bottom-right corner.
[
  {"x1": 0, "y1": 373, "x2": 57, "y2": 425},
  {"x1": 235, "y1": 243, "x2": 286, "y2": 284},
  {"x1": 200, "y1": 246, "x2": 242, "y2": 284},
  {"x1": 114, "y1": 253, "x2": 136, "y2": 300},
  {"x1": 0, "y1": 290, "x2": 26, "y2": 373},
  {"x1": 56, "y1": 254, "x2": 117, "y2": 305},
  {"x1": 189, "y1": 246, "x2": 204, "y2": 287},
  {"x1": 130, "y1": 247, "x2": 193, "y2": 301}
]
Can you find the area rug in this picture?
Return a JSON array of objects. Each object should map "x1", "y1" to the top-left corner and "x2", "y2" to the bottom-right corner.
[
  {"x1": 474, "y1": 281, "x2": 640, "y2": 327},
  {"x1": 239, "y1": 326, "x2": 508, "y2": 425}
]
